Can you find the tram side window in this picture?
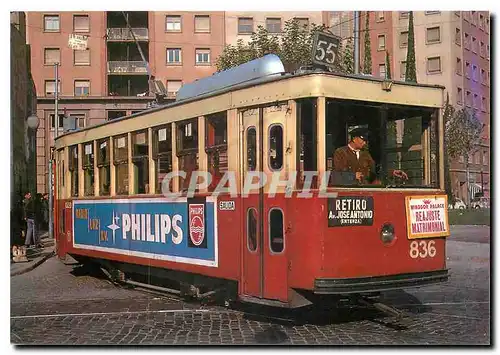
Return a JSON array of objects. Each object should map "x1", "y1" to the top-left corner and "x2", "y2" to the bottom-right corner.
[
  {"x1": 247, "y1": 208, "x2": 258, "y2": 252},
  {"x1": 69, "y1": 145, "x2": 79, "y2": 197},
  {"x1": 177, "y1": 119, "x2": 199, "y2": 191},
  {"x1": 114, "y1": 135, "x2": 129, "y2": 195},
  {"x1": 153, "y1": 124, "x2": 172, "y2": 194},
  {"x1": 247, "y1": 128, "x2": 257, "y2": 171},
  {"x1": 269, "y1": 209, "x2": 284, "y2": 253},
  {"x1": 132, "y1": 130, "x2": 149, "y2": 194},
  {"x1": 297, "y1": 99, "x2": 317, "y2": 188},
  {"x1": 269, "y1": 125, "x2": 283, "y2": 170},
  {"x1": 97, "y1": 138, "x2": 110, "y2": 196},
  {"x1": 206, "y1": 112, "x2": 228, "y2": 191},
  {"x1": 83, "y1": 142, "x2": 94, "y2": 196}
]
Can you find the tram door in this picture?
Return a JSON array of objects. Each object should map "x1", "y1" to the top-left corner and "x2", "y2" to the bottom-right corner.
[{"x1": 241, "y1": 105, "x2": 289, "y2": 302}]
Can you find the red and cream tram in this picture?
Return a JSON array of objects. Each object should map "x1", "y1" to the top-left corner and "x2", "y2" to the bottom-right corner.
[{"x1": 53, "y1": 54, "x2": 449, "y2": 308}]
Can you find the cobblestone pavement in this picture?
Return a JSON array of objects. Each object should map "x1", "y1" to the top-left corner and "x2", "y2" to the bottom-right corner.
[{"x1": 11, "y1": 230, "x2": 490, "y2": 345}]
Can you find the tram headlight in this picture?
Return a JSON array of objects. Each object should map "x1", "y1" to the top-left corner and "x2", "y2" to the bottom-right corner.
[{"x1": 380, "y1": 223, "x2": 395, "y2": 244}]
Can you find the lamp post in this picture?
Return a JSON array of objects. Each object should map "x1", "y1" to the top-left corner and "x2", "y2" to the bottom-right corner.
[{"x1": 26, "y1": 114, "x2": 39, "y2": 195}]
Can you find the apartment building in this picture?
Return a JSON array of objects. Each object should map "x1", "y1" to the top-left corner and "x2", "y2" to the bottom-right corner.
[
  {"x1": 225, "y1": 12, "x2": 323, "y2": 45},
  {"x1": 26, "y1": 11, "x2": 224, "y2": 193},
  {"x1": 360, "y1": 11, "x2": 490, "y2": 201}
]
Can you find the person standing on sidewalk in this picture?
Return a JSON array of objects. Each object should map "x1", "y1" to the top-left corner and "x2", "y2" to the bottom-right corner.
[{"x1": 23, "y1": 192, "x2": 41, "y2": 248}]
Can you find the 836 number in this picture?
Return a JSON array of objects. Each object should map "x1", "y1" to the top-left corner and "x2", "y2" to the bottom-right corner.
[{"x1": 409, "y1": 240, "x2": 436, "y2": 259}]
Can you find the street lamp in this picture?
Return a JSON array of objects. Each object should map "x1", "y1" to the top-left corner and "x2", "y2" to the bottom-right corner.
[{"x1": 26, "y1": 114, "x2": 39, "y2": 195}]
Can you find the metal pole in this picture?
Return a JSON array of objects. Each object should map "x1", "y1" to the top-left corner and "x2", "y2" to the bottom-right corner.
[
  {"x1": 49, "y1": 63, "x2": 59, "y2": 240},
  {"x1": 465, "y1": 156, "x2": 470, "y2": 207},
  {"x1": 354, "y1": 11, "x2": 360, "y2": 74}
]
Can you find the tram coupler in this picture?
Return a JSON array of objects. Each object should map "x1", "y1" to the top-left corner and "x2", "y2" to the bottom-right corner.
[{"x1": 354, "y1": 295, "x2": 406, "y2": 319}]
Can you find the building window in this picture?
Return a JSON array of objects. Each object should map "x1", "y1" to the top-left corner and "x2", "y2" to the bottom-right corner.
[
  {"x1": 465, "y1": 61, "x2": 470, "y2": 78},
  {"x1": 44, "y1": 48, "x2": 60, "y2": 65},
  {"x1": 114, "y1": 135, "x2": 129, "y2": 195},
  {"x1": 73, "y1": 15, "x2": 89, "y2": 32},
  {"x1": 166, "y1": 48, "x2": 182, "y2": 64},
  {"x1": 295, "y1": 17, "x2": 309, "y2": 29},
  {"x1": 194, "y1": 15, "x2": 210, "y2": 33},
  {"x1": 166, "y1": 80, "x2": 182, "y2": 96},
  {"x1": 377, "y1": 11, "x2": 385, "y2": 22},
  {"x1": 378, "y1": 35, "x2": 386, "y2": 50},
  {"x1": 472, "y1": 65, "x2": 478, "y2": 82},
  {"x1": 426, "y1": 26, "x2": 440, "y2": 44},
  {"x1": 195, "y1": 48, "x2": 210, "y2": 65},
  {"x1": 50, "y1": 113, "x2": 65, "y2": 130},
  {"x1": 465, "y1": 91, "x2": 471, "y2": 107},
  {"x1": 468, "y1": 154, "x2": 472, "y2": 164},
  {"x1": 165, "y1": 15, "x2": 181, "y2": 32},
  {"x1": 457, "y1": 87, "x2": 463, "y2": 105},
  {"x1": 153, "y1": 124, "x2": 172, "y2": 194},
  {"x1": 479, "y1": 14, "x2": 484, "y2": 30},
  {"x1": 238, "y1": 17, "x2": 253, "y2": 34},
  {"x1": 464, "y1": 33, "x2": 470, "y2": 50},
  {"x1": 471, "y1": 11, "x2": 477, "y2": 25},
  {"x1": 474, "y1": 152, "x2": 481, "y2": 165},
  {"x1": 71, "y1": 114, "x2": 86, "y2": 129},
  {"x1": 74, "y1": 80, "x2": 90, "y2": 96},
  {"x1": 483, "y1": 152, "x2": 488, "y2": 165},
  {"x1": 459, "y1": 155, "x2": 464, "y2": 163},
  {"x1": 379, "y1": 63, "x2": 386, "y2": 78},
  {"x1": 132, "y1": 130, "x2": 149, "y2": 194},
  {"x1": 456, "y1": 58, "x2": 462, "y2": 75},
  {"x1": 486, "y1": 45, "x2": 489, "y2": 60},
  {"x1": 455, "y1": 11, "x2": 461, "y2": 17},
  {"x1": 45, "y1": 80, "x2": 61, "y2": 96},
  {"x1": 455, "y1": 28, "x2": 461, "y2": 45},
  {"x1": 400, "y1": 61, "x2": 406, "y2": 79},
  {"x1": 425, "y1": 11, "x2": 440, "y2": 15},
  {"x1": 481, "y1": 97, "x2": 487, "y2": 112},
  {"x1": 473, "y1": 93, "x2": 479, "y2": 109},
  {"x1": 44, "y1": 15, "x2": 60, "y2": 32},
  {"x1": 69, "y1": 145, "x2": 79, "y2": 197},
  {"x1": 427, "y1": 57, "x2": 441, "y2": 73},
  {"x1": 486, "y1": 18, "x2": 490, "y2": 33},
  {"x1": 266, "y1": 18, "x2": 281, "y2": 33},
  {"x1": 83, "y1": 142, "x2": 94, "y2": 196},
  {"x1": 481, "y1": 69, "x2": 486, "y2": 85},
  {"x1": 400, "y1": 31, "x2": 408, "y2": 47},
  {"x1": 480, "y1": 41, "x2": 485, "y2": 57},
  {"x1": 400, "y1": 11, "x2": 409, "y2": 19},
  {"x1": 472, "y1": 37, "x2": 477, "y2": 53},
  {"x1": 74, "y1": 49, "x2": 90, "y2": 66},
  {"x1": 97, "y1": 138, "x2": 110, "y2": 196}
]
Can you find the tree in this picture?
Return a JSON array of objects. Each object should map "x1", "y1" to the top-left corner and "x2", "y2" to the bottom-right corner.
[
  {"x1": 341, "y1": 39, "x2": 355, "y2": 74},
  {"x1": 385, "y1": 51, "x2": 391, "y2": 79},
  {"x1": 442, "y1": 94, "x2": 454, "y2": 202},
  {"x1": 216, "y1": 19, "x2": 339, "y2": 73},
  {"x1": 405, "y1": 11, "x2": 417, "y2": 82},
  {"x1": 362, "y1": 11, "x2": 372, "y2": 74}
]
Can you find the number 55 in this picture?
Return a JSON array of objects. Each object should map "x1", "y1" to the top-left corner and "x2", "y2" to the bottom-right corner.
[{"x1": 315, "y1": 40, "x2": 337, "y2": 64}]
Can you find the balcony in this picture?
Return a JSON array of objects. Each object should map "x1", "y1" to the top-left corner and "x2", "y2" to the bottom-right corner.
[
  {"x1": 106, "y1": 28, "x2": 149, "y2": 41},
  {"x1": 107, "y1": 61, "x2": 149, "y2": 74}
]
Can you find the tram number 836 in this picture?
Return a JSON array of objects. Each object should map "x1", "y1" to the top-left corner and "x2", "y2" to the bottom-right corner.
[{"x1": 409, "y1": 240, "x2": 437, "y2": 259}]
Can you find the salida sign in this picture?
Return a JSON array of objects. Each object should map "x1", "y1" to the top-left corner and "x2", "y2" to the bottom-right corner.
[
  {"x1": 328, "y1": 196, "x2": 374, "y2": 227},
  {"x1": 405, "y1": 195, "x2": 450, "y2": 239}
]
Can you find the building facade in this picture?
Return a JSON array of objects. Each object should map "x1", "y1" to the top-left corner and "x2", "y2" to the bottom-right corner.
[
  {"x1": 11, "y1": 12, "x2": 37, "y2": 244},
  {"x1": 360, "y1": 11, "x2": 490, "y2": 202},
  {"x1": 26, "y1": 11, "x2": 225, "y2": 193}
]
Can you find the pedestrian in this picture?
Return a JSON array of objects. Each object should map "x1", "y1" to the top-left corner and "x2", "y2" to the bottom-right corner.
[
  {"x1": 23, "y1": 192, "x2": 42, "y2": 248},
  {"x1": 42, "y1": 193, "x2": 49, "y2": 230}
]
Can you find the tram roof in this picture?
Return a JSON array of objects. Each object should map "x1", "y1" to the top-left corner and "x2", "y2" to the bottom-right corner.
[{"x1": 54, "y1": 55, "x2": 445, "y2": 144}]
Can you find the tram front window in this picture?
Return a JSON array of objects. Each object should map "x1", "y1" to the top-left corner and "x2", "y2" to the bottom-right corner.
[{"x1": 326, "y1": 99, "x2": 439, "y2": 188}]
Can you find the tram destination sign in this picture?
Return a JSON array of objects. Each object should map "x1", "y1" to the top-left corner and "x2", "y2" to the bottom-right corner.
[
  {"x1": 311, "y1": 31, "x2": 341, "y2": 69},
  {"x1": 328, "y1": 196, "x2": 374, "y2": 227}
]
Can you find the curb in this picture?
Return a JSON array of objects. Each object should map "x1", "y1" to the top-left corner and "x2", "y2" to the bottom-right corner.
[{"x1": 11, "y1": 251, "x2": 55, "y2": 277}]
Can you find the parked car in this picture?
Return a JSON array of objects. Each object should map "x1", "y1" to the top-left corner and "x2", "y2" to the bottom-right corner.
[
  {"x1": 449, "y1": 198, "x2": 466, "y2": 209},
  {"x1": 471, "y1": 197, "x2": 490, "y2": 209}
]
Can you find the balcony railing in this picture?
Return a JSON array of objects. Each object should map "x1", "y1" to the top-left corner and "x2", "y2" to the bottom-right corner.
[
  {"x1": 106, "y1": 28, "x2": 149, "y2": 41},
  {"x1": 107, "y1": 61, "x2": 149, "y2": 74}
]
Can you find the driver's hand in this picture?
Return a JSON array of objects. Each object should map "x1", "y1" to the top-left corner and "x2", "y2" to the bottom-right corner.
[
  {"x1": 355, "y1": 171, "x2": 364, "y2": 181},
  {"x1": 393, "y1": 170, "x2": 408, "y2": 180}
]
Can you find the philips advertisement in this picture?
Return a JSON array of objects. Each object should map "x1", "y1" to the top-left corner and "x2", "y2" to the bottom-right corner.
[{"x1": 72, "y1": 197, "x2": 218, "y2": 267}]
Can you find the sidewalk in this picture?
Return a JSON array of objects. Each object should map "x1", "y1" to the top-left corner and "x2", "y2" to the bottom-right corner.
[{"x1": 10, "y1": 232, "x2": 55, "y2": 276}]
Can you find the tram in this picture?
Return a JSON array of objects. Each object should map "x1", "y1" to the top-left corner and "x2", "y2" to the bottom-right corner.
[{"x1": 53, "y1": 54, "x2": 450, "y2": 308}]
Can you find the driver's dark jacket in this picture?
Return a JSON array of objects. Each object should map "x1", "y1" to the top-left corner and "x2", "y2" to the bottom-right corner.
[{"x1": 333, "y1": 145, "x2": 375, "y2": 183}]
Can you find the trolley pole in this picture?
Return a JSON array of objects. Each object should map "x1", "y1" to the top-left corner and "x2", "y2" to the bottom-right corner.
[
  {"x1": 354, "y1": 11, "x2": 360, "y2": 74},
  {"x1": 49, "y1": 63, "x2": 59, "y2": 240}
]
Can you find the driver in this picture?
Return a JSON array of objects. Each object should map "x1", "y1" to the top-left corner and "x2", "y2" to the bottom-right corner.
[{"x1": 333, "y1": 128, "x2": 408, "y2": 184}]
